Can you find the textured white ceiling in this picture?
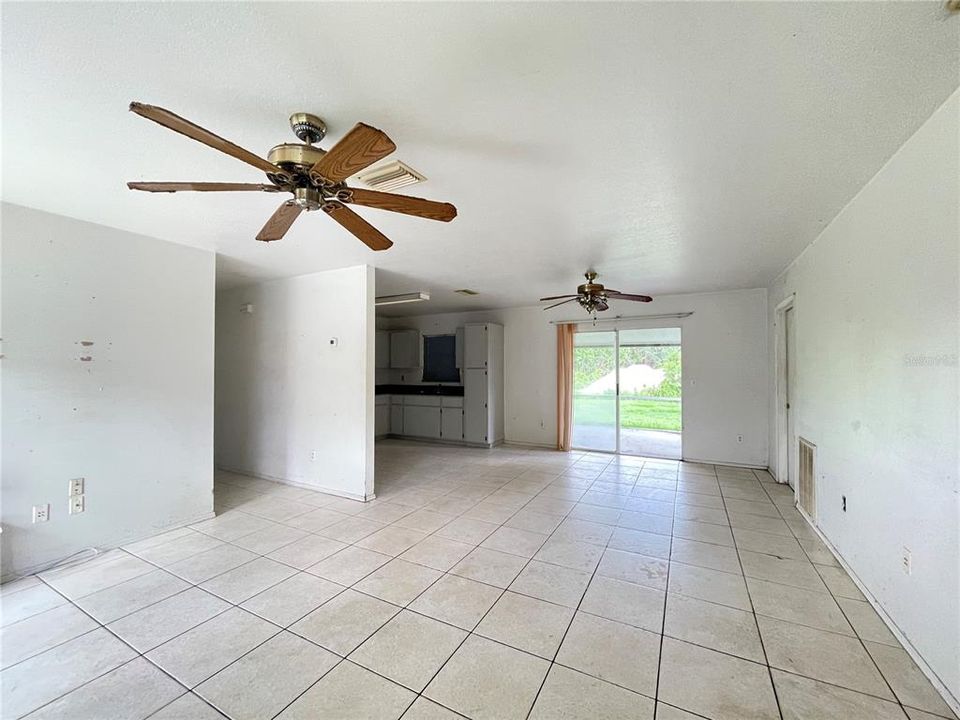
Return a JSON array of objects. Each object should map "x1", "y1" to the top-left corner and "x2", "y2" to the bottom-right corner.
[{"x1": 3, "y1": 2, "x2": 958, "y2": 316}]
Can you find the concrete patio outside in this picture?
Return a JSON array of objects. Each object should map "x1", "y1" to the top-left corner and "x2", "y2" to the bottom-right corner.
[{"x1": 572, "y1": 424, "x2": 682, "y2": 459}]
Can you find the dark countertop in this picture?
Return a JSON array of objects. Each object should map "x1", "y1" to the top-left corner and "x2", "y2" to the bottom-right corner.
[{"x1": 376, "y1": 384, "x2": 464, "y2": 397}]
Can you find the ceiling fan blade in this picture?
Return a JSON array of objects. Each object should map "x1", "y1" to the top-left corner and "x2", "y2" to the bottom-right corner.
[
  {"x1": 128, "y1": 182, "x2": 281, "y2": 193},
  {"x1": 310, "y1": 123, "x2": 396, "y2": 183},
  {"x1": 607, "y1": 292, "x2": 654, "y2": 303},
  {"x1": 129, "y1": 102, "x2": 288, "y2": 180},
  {"x1": 256, "y1": 202, "x2": 302, "y2": 242},
  {"x1": 322, "y1": 201, "x2": 393, "y2": 251},
  {"x1": 341, "y1": 188, "x2": 457, "y2": 222},
  {"x1": 543, "y1": 298, "x2": 579, "y2": 311},
  {"x1": 539, "y1": 294, "x2": 579, "y2": 302}
]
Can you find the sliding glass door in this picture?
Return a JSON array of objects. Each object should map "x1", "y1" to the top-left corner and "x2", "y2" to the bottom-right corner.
[
  {"x1": 571, "y1": 331, "x2": 617, "y2": 452},
  {"x1": 572, "y1": 327, "x2": 682, "y2": 458}
]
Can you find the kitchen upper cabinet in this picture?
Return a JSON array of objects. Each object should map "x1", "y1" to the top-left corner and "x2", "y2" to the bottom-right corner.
[
  {"x1": 375, "y1": 331, "x2": 390, "y2": 369},
  {"x1": 454, "y1": 328, "x2": 464, "y2": 369},
  {"x1": 390, "y1": 329, "x2": 422, "y2": 369},
  {"x1": 463, "y1": 324, "x2": 488, "y2": 368}
]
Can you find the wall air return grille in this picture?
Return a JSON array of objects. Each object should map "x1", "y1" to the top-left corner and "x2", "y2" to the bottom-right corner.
[
  {"x1": 798, "y1": 437, "x2": 817, "y2": 520},
  {"x1": 358, "y1": 161, "x2": 426, "y2": 191}
]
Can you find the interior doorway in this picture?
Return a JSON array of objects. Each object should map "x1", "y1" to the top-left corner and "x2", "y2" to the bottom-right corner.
[
  {"x1": 571, "y1": 327, "x2": 682, "y2": 459},
  {"x1": 775, "y1": 296, "x2": 796, "y2": 486}
]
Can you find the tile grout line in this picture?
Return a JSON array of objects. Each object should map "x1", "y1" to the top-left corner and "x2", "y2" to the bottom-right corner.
[
  {"x1": 523, "y1": 453, "x2": 628, "y2": 720},
  {"x1": 11, "y1": 448, "x2": 928, "y2": 720},
  {"x1": 262, "y1": 458, "x2": 584, "y2": 720},
  {"x1": 7, "y1": 452, "x2": 669, "y2": 719},
  {"x1": 650, "y1": 466, "x2": 690, "y2": 720},
  {"x1": 19, "y1": 580, "x2": 206, "y2": 720},
  {"x1": 720, "y1": 468, "x2": 785, "y2": 720},
  {"x1": 755, "y1": 474, "x2": 914, "y2": 717},
  {"x1": 393, "y1": 459, "x2": 605, "y2": 719}
]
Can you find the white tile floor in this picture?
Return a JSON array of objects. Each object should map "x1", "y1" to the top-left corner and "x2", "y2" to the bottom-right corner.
[{"x1": 2, "y1": 440, "x2": 956, "y2": 720}]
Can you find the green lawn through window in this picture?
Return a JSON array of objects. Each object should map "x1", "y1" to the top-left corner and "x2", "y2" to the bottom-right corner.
[{"x1": 573, "y1": 395, "x2": 681, "y2": 432}]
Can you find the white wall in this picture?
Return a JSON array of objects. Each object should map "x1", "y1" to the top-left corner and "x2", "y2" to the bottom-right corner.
[
  {"x1": 1, "y1": 203, "x2": 216, "y2": 578},
  {"x1": 767, "y1": 90, "x2": 959, "y2": 704},
  {"x1": 216, "y1": 266, "x2": 375, "y2": 500},
  {"x1": 381, "y1": 287, "x2": 768, "y2": 466}
]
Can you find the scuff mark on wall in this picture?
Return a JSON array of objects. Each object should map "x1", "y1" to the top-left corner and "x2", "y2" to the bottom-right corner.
[
  {"x1": 79, "y1": 356, "x2": 93, "y2": 362},
  {"x1": 80, "y1": 340, "x2": 94, "y2": 347}
]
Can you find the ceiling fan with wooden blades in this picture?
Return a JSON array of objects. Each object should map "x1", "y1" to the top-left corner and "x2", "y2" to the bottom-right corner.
[
  {"x1": 127, "y1": 103, "x2": 457, "y2": 249},
  {"x1": 540, "y1": 271, "x2": 653, "y2": 314}
]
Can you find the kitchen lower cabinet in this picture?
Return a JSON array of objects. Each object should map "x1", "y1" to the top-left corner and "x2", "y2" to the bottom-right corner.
[
  {"x1": 441, "y1": 406, "x2": 463, "y2": 441},
  {"x1": 375, "y1": 401, "x2": 389, "y2": 437},
  {"x1": 376, "y1": 389, "x2": 493, "y2": 446},
  {"x1": 402, "y1": 404, "x2": 442, "y2": 439},
  {"x1": 463, "y1": 369, "x2": 489, "y2": 444},
  {"x1": 390, "y1": 401, "x2": 403, "y2": 434}
]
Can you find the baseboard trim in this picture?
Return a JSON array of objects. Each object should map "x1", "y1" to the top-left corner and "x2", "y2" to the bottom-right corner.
[
  {"x1": 798, "y1": 508, "x2": 960, "y2": 716},
  {"x1": 0, "y1": 508, "x2": 217, "y2": 584},
  {"x1": 681, "y1": 456, "x2": 768, "y2": 470},
  {"x1": 502, "y1": 441, "x2": 558, "y2": 451},
  {"x1": 217, "y1": 466, "x2": 375, "y2": 502}
]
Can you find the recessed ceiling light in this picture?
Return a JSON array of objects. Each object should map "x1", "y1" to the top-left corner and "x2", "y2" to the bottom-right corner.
[
  {"x1": 454, "y1": 289, "x2": 479, "y2": 296},
  {"x1": 358, "y1": 161, "x2": 426, "y2": 191},
  {"x1": 375, "y1": 291, "x2": 430, "y2": 306}
]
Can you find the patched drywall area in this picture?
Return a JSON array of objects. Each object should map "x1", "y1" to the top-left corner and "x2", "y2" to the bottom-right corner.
[
  {"x1": 1, "y1": 203, "x2": 216, "y2": 578},
  {"x1": 215, "y1": 265, "x2": 375, "y2": 500},
  {"x1": 767, "y1": 90, "x2": 960, "y2": 704}
]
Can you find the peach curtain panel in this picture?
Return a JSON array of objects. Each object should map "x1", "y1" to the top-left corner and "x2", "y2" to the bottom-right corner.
[{"x1": 556, "y1": 323, "x2": 577, "y2": 451}]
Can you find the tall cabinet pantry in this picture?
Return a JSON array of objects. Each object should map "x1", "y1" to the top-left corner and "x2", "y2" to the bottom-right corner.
[{"x1": 463, "y1": 323, "x2": 505, "y2": 446}]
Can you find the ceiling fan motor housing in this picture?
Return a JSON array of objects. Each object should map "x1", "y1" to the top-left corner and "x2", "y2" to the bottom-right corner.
[
  {"x1": 289, "y1": 112, "x2": 326, "y2": 144},
  {"x1": 577, "y1": 272, "x2": 609, "y2": 312},
  {"x1": 267, "y1": 143, "x2": 326, "y2": 180},
  {"x1": 292, "y1": 187, "x2": 322, "y2": 211},
  {"x1": 265, "y1": 114, "x2": 330, "y2": 189}
]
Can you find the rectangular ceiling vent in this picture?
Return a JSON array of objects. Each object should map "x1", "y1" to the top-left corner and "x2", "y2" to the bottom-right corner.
[
  {"x1": 358, "y1": 161, "x2": 426, "y2": 191},
  {"x1": 454, "y1": 289, "x2": 479, "y2": 296},
  {"x1": 797, "y1": 437, "x2": 816, "y2": 521},
  {"x1": 375, "y1": 292, "x2": 430, "y2": 307}
]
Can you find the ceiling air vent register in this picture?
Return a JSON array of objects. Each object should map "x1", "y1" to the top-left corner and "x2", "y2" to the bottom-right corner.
[{"x1": 358, "y1": 161, "x2": 426, "y2": 191}]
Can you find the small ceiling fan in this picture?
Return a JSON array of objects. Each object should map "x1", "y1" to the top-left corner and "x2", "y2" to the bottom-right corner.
[
  {"x1": 127, "y1": 103, "x2": 457, "y2": 249},
  {"x1": 540, "y1": 271, "x2": 653, "y2": 313}
]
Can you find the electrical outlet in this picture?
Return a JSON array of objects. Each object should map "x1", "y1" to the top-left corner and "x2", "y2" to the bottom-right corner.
[
  {"x1": 310, "y1": 450, "x2": 318, "y2": 461},
  {"x1": 32, "y1": 504, "x2": 50, "y2": 523},
  {"x1": 737, "y1": 434, "x2": 743, "y2": 443},
  {"x1": 902, "y1": 547, "x2": 912, "y2": 575},
  {"x1": 69, "y1": 477, "x2": 84, "y2": 496},
  {"x1": 69, "y1": 495, "x2": 85, "y2": 515}
]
